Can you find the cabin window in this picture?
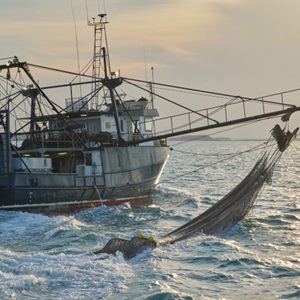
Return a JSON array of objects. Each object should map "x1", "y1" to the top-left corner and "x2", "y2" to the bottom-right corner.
[
  {"x1": 145, "y1": 118, "x2": 153, "y2": 132},
  {"x1": 105, "y1": 122, "x2": 111, "y2": 129}
]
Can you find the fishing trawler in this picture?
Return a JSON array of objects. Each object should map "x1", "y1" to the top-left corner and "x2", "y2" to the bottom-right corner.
[
  {"x1": 0, "y1": 14, "x2": 299, "y2": 214},
  {"x1": 0, "y1": 15, "x2": 170, "y2": 214}
]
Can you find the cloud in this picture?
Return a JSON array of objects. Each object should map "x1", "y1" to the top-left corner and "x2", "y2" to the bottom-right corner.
[
  {"x1": 2, "y1": 0, "x2": 300, "y2": 94},
  {"x1": 0, "y1": 1, "x2": 239, "y2": 70},
  {"x1": 107, "y1": 1, "x2": 224, "y2": 52}
]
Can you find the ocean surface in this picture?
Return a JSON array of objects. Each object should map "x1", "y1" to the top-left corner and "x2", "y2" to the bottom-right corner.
[{"x1": 0, "y1": 140, "x2": 299, "y2": 300}]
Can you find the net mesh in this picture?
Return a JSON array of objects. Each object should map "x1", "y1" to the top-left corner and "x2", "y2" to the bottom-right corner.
[{"x1": 96, "y1": 124, "x2": 298, "y2": 259}]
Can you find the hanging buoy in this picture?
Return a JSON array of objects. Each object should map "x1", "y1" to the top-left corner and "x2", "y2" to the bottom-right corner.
[{"x1": 148, "y1": 236, "x2": 154, "y2": 242}]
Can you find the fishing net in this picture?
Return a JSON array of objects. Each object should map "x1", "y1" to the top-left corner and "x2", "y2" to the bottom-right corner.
[
  {"x1": 159, "y1": 125, "x2": 298, "y2": 244},
  {"x1": 96, "y1": 124, "x2": 298, "y2": 259},
  {"x1": 94, "y1": 236, "x2": 157, "y2": 260}
]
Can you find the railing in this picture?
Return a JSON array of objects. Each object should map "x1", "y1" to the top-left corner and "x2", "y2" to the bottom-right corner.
[{"x1": 149, "y1": 94, "x2": 295, "y2": 137}]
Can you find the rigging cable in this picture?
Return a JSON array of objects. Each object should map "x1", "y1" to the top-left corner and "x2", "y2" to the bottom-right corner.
[
  {"x1": 156, "y1": 140, "x2": 271, "y2": 186},
  {"x1": 70, "y1": 0, "x2": 83, "y2": 97},
  {"x1": 85, "y1": 0, "x2": 89, "y2": 23},
  {"x1": 124, "y1": 77, "x2": 296, "y2": 109},
  {"x1": 27, "y1": 63, "x2": 94, "y2": 79},
  {"x1": 102, "y1": 0, "x2": 107, "y2": 15},
  {"x1": 169, "y1": 142, "x2": 269, "y2": 158},
  {"x1": 123, "y1": 78, "x2": 219, "y2": 124},
  {"x1": 143, "y1": 47, "x2": 148, "y2": 82}
]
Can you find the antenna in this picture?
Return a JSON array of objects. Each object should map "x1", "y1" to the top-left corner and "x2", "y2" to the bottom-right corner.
[
  {"x1": 143, "y1": 46, "x2": 148, "y2": 82},
  {"x1": 150, "y1": 67, "x2": 155, "y2": 109}
]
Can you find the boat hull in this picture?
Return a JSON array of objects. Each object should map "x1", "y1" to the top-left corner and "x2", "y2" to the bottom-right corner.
[
  {"x1": 0, "y1": 187, "x2": 153, "y2": 215},
  {"x1": 0, "y1": 146, "x2": 169, "y2": 215}
]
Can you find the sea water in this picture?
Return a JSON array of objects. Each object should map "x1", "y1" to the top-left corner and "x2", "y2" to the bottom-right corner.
[{"x1": 0, "y1": 140, "x2": 299, "y2": 299}]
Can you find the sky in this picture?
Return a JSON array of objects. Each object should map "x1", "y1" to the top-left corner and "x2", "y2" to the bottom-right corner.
[{"x1": 1, "y1": 0, "x2": 300, "y2": 139}]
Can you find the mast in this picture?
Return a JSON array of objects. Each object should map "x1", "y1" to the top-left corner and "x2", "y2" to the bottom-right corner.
[
  {"x1": 88, "y1": 14, "x2": 123, "y2": 145},
  {"x1": 88, "y1": 14, "x2": 110, "y2": 109},
  {"x1": 101, "y1": 47, "x2": 123, "y2": 144}
]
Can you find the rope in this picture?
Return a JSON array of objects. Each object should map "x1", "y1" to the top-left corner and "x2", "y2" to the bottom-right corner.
[
  {"x1": 169, "y1": 141, "x2": 269, "y2": 158},
  {"x1": 27, "y1": 63, "x2": 94, "y2": 78},
  {"x1": 156, "y1": 141, "x2": 271, "y2": 186},
  {"x1": 0, "y1": 56, "x2": 16, "y2": 61},
  {"x1": 123, "y1": 77, "x2": 296, "y2": 109},
  {"x1": 102, "y1": 0, "x2": 107, "y2": 15}
]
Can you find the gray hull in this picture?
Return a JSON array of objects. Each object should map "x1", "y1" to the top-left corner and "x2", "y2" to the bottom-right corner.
[{"x1": 0, "y1": 146, "x2": 169, "y2": 214}]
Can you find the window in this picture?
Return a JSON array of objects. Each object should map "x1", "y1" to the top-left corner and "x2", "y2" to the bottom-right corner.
[{"x1": 145, "y1": 118, "x2": 153, "y2": 132}]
